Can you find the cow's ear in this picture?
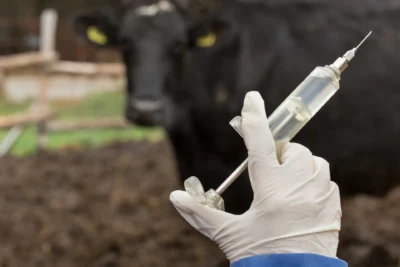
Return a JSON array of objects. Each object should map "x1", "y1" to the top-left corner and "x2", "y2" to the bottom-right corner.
[{"x1": 69, "y1": 7, "x2": 120, "y2": 48}]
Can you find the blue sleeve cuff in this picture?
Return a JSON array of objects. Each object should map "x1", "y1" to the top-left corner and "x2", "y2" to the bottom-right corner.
[{"x1": 231, "y1": 253, "x2": 348, "y2": 267}]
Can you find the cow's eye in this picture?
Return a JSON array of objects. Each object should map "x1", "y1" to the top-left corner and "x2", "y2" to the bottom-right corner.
[{"x1": 196, "y1": 32, "x2": 216, "y2": 48}]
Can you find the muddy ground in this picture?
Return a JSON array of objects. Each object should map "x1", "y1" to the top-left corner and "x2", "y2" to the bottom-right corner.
[{"x1": 0, "y1": 140, "x2": 399, "y2": 267}]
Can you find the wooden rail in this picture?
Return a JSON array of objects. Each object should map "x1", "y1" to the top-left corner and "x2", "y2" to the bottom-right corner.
[
  {"x1": 0, "y1": 109, "x2": 54, "y2": 129},
  {"x1": 0, "y1": 52, "x2": 59, "y2": 71},
  {"x1": 47, "y1": 118, "x2": 130, "y2": 132},
  {"x1": 47, "y1": 61, "x2": 125, "y2": 76}
]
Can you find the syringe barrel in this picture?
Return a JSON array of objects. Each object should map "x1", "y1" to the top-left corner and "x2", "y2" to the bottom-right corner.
[
  {"x1": 290, "y1": 66, "x2": 340, "y2": 117},
  {"x1": 231, "y1": 66, "x2": 341, "y2": 142},
  {"x1": 267, "y1": 66, "x2": 340, "y2": 141}
]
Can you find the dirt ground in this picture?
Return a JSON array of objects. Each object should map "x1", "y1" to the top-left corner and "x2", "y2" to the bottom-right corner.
[
  {"x1": 339, "y1": 188, "x2": 400, "y2": 267},
  {"x1": 0, "y1": 140, "x2": 399, "y2": 267}
]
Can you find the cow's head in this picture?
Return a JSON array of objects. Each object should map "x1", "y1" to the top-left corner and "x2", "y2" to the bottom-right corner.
[{"x1": 69, "y1": 0, "x2": 230, "y2": 128}]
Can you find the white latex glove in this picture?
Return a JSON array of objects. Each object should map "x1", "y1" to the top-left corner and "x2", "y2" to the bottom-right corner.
[{"x1": 170, "y1": 91, "x2": 342, "y2": 264}]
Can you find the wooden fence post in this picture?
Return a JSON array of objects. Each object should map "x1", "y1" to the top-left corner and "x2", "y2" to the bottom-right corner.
[
  {"x1": 0, "y1": 71, "x2": 4, "y2": 96},
  {"x1": 36, "y1": 8, "x2": 58, "y2": 149},
  {"x1": 37, "y1": 71, "x2": 49, "y2": 149},
  {"x1": 40, "y1": 9, "x2": 58, "y2": 56}
]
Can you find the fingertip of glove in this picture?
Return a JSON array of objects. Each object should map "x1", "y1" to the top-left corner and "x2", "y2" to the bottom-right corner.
[
  {"x1": 242, "y1": 91, "x2": 266, "y2": 117},
  {"x1": 169, "y1": 190, "x2": 193, "y2": 213},
  {"x1": 169, "y1": 190, "x2": 184, "y2": 205},
  {"x1": 245, "y1": 91, "x2": 262, "y2": 100}
]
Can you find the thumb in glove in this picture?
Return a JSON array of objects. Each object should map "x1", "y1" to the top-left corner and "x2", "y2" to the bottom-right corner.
[{"x1": 169, "y1": 190, "x2": 236, "y2": 240}]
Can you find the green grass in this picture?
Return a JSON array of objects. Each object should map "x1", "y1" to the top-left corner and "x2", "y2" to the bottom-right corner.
[
  {"x1": 54, "y1": 91, "x2": 126, "y2": 119},
  {"x1": 0, "y1": 126, "x2": 38, "y2": 156},
  {"x1": 0, "y1": 97, "x2": 33, "y2": 116},
  {"x1": 0, "y1": 91, "x2": 165, "y2": 157}
]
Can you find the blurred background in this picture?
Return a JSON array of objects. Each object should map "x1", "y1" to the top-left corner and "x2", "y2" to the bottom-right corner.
[
  {"x1": 0, "y1": 0, "x2": 163, "y2": 156},
  {"x1": 0, "y1": 1, "x2": 399, "y2": 267},
  {"x1": 0, "y1": 0, "x2": 118, "y2": 61}
]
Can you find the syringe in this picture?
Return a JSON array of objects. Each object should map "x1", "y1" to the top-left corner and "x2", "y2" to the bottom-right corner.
[{"x1": 184, "y1": 31, "x2": 372, "y2": 211}]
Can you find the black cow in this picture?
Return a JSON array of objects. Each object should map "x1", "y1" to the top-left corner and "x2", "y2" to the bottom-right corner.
[
  {"x1": 69, "y1": 0, "x2": 254, "y2": 214},
  {"x1": 69, "y1": 0, "x2": 400, "y2": 215}
]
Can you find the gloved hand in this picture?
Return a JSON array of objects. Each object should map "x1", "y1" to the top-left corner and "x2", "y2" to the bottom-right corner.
[{"x1": 169, "y1": 91, "x2": 342, "y2": 264}]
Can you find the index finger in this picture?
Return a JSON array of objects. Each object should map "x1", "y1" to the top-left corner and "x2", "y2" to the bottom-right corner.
[{"x1": 241, "y1": 91, "x2": 279, "y2": 166}]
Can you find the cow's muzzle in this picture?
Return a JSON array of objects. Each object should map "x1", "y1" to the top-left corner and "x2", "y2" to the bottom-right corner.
[{"x1": 126, "y1": 98, "x2": 165, "y2": 126}]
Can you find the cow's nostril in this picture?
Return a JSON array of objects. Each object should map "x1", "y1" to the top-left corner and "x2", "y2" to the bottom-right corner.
[{"x1": 131, "y1": 98, "x2": 164, "y2": 113}]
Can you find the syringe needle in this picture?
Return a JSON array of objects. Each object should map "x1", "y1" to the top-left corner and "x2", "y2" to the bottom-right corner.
[
  {"x1": 341, "y1": 31, "x2": 372, "y2": 65},
  {"x1": 355, "y1": 31, "x2": 372, "y2": 52}
]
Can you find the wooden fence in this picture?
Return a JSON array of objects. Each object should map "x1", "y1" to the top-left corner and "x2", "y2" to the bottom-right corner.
[{"x1": 0, "y1": 9, "x2": 128, "y2": 157}]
